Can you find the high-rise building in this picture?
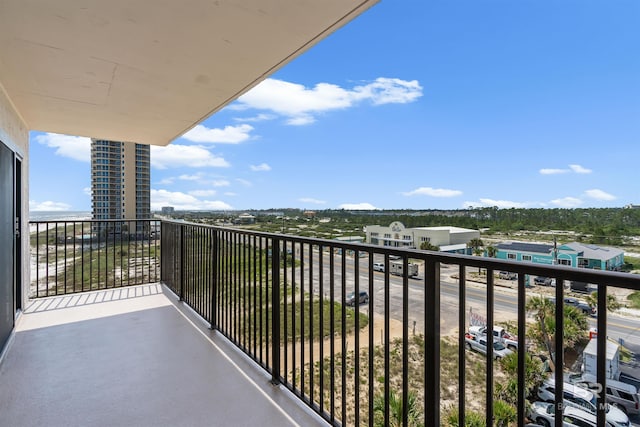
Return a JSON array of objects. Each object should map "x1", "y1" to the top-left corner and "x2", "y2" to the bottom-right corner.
[{"x1": 91, "y1": 140, "x2": 150, "y2": 224}]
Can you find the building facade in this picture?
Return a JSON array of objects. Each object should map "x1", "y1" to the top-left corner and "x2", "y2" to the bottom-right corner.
[
  {"x1": 365, "y1": 221, "x2": 480, "y2": 253},
  {"x1": 91, "y1": 140, "x2": 151, "y2": 224},
  {"x1": 493, "y1": 241, "x2": 625, "y2": 271}
]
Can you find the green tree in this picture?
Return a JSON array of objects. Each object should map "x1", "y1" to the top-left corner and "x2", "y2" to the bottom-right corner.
[
  {"x1": 526, "y1": 296, "x2": 589, "y2": 368},
  {"x1": 585, "y1": 291, "x2": 621, "y2": 313},
  {"x1": 467, "y1": 238, "x2": 485, "y2": 272},
  {"x1": 420, "y1": 241, "x2": 440, "y2": 251},
  {"x1": 486, "y1": 245, "x2": 498, "y2": 258},
  {"x1": 495, "y1": 352, "x2": 547, "y2": 405},
  {"x1": 373, "y1": 390, "x2": 422, "y2": 427}
]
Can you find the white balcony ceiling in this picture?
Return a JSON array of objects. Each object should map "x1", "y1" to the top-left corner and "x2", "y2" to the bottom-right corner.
[{"x1": 0, "y1": 0, "x2": 377, "y2": 146}]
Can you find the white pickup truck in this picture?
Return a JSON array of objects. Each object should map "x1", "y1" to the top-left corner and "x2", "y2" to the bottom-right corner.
[
  {"x1": 464, "y1": 332, "x2": 513, "y2": 359},
  {"x1": 468, "y1": 325, "x2": 518, "y2": 351}
]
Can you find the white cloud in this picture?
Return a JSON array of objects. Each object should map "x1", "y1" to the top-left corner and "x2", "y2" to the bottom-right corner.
[
  {"x1": 236, "y1": 178, "x2": 252, "y2": 187},
  {"x1": 569, "y1": 164, "x2": 592, "y2": 174},
  {"x1": 34, "y1": 133, "x2": 91, "y2": 162},
  {"x1": 151, "y1": 189, "x2": 232, "y2": 211},
  {"x1": 352, "y1": 77, "x2": 423, "y2": 105},
  {"x1": 234, "y1": 77, "x2": 423, "y2": 126},
  {"x1": 211, "y1": 180, "x2": 231, "y2": 187},
  {"x1": 29, "y1": 200, "x2": 72, "y2": 211},
  {"x1": 550, "y1": 197, "x2": 583, "y2": 208},
  {"x1": 463, "y1": 198, "x2": 529, "y2": 209},
  {"x1": 540, "y1": 164, "x2": 592, "y2": 175},
  {"x1": 338, "y1": 202, "x2": 379, "y2": 210},
  {"x1": 250, "y1": 163, "x2": 271, "y2": 172},
  {"x1": 584, "y1": 189, "x2": 615, "y2": 201},
  {"x1": 224, "y1": 192, "x2": 237, "y2": 196},
  {"x1": 299, "y1": 197, "x2": 326, "y2": 205},
  {"x1": 189, "y1": 190, "x2": 217, "y2": 197},
  {"x1": 181, "y1": 124, "x2": 254, "y2": 144},
  {"x1": 150, "y1": 144, "x2": 230, "y2": 169},
  {"x1": 178, "y1": 173, "x2": 204, "y2": 181},
  {"x1": 539, "y1": 168, "x2": 568, "y2": 175},
  {"x1": 234, "y1": 113, "x2": 276, "y2": 123},
  {"x1": 83, "y1": 187, "x2": 92, "y2": 196},
  {"x1": 402, "y1": 187, "x2": 462, "y2": 198},
  {"x1": 157, "y1": 177, "x2": 175, "y2": 185}
]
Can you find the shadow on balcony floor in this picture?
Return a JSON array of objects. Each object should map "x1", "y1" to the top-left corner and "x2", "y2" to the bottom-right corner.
[{"x1": 0, "y1": 284, "x2": 325, "y2": 427}]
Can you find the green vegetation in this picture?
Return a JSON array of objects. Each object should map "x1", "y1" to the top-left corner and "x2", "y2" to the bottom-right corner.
[
  {"x1": 627, "y1": 291, "x2": 640, "y2": 309},
  {"x1": 526, "y1": 295, "x2": 589, "y2": 367},
  {"x1": 172, "y1": 207, "x2": 640, "y2": 248}
]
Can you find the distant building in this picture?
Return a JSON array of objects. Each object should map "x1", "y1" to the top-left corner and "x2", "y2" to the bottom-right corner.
[
  {"x1": 303, "y1": 210, "x2": 316, "y2": 218},
  {"x1": 624, "y1": 204, "x2": 640, "y2": 209},
  {"x1": 234, "y1": 213, "x2": 256, "y2": 224},
  {"x1": 365, "y1": 221, "x2": 480, "y2": 253},
  {"x1": 493, "y1": 241, "x2": 624, "y2": 271},
  {"x1": 161, "y1": 206, "x2": 175, "y2": 215},
  {"x1": 91, "y1": 139, "x2": 150, "y2": 231}
]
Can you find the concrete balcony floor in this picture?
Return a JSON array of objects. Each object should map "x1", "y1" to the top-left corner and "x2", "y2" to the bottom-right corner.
[{"x1": 0, "y1": 284, "x2": 326, "y2": 427}]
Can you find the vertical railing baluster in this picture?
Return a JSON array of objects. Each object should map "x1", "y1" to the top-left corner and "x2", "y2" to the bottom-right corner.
[
  {"x1": 486, "y1": 268, "x2": 494, "y2": 427},
  {"x1": 424, "y1": 257, "x2": 440, "y2": 427},
  {"x1": 554, "y1": 275, "x2": 564, "y2": 427},
  {"x1": 517, "y1": 273, "x2": 527, "y2": 427},
  {"x1": 596, "y1": 283, "x2": 607, "y2": 427},
  {"x1": 458, "y1": 264, "x2": 466, "y2": 427},
  {"x1": 271, "y1": 237, "x2": 281, "y2": 385}
]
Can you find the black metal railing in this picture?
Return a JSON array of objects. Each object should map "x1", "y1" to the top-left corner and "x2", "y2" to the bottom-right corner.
[
  {"x1": 29, "y1": 219, "x2": 160, "y2": 297},
  {"x1": 29, "y1": 219, "x2": 640, "y2": 426},
  {"x1": 161, "y1": 220, "x2": 640, "y2": 427}
]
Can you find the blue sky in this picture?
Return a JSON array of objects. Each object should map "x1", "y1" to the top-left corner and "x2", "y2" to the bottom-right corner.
[{"x1": 29, "y1": 0, "x2": 639, "y2": 212}]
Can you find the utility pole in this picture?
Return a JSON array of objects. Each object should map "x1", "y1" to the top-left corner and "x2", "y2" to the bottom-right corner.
[{"x1": 553, "y1": 236, "x2": 558, "y2": 265}]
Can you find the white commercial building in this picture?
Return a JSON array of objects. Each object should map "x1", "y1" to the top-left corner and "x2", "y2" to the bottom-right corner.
[{"x1": 365, "y1": 221, "x2": 480, "y2": 253}]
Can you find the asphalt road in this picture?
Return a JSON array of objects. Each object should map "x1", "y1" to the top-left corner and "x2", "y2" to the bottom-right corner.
[{"x1": 300, "y1": 251, "x2": 640, "y2": 347}]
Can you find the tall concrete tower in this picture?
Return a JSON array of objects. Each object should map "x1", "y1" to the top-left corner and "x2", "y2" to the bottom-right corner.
[{"x1": 91, "y1": 139, "x2": 150, "y2": 223}]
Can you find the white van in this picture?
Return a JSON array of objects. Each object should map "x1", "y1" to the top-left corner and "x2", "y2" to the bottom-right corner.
[
  {"x1": 575, "y1": 374, "x2": 640, "y2": 416},
  {"x1": 538, "y1": 379, "x2": 630, "y2": 426}
]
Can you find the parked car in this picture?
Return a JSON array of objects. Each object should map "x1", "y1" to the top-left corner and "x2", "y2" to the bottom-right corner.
[
  {"x1": 464, "y1": 332, "x2": 513, "y2": 359},
  {"x1": 538, "y1": 379, "x2": 629, "y2": 426},
  {"x1": 346, "y1": 291, "x2": 369, "y2": 306},
  {"x1": 373, "y1": 262, "x2": 385, "y2": 272},
  {"x1": 498, "y1": 271, "x2": 517, "y2": 280},
  {"x1": 572, "y1": 373, "x2": 640, "y2": 416},
  {"x1": 534, "y1": 276, "x2": 554, "y2": 286},
  {"x1": 527, "y1": 401, "x2": 608, "y2": 427},
  {"x1": 548, "y1": 297, "x2": 595, "y2": 316}
]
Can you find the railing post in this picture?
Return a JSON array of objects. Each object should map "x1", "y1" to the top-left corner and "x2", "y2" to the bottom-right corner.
[
  {"x1": 179, "y1": 225, "x2": 185, "y2": 301},
  {"x1": 271, "y1": 237, "x2": 281, "y2": 385},
  {"x1": 424, "y1": 258, "x2": 440, "y2": 427},
  {"x1": 210, "y1": 229, "x2": 218, "y2": 330}
]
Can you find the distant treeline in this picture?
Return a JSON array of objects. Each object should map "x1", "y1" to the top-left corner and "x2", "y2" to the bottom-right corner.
[{"x1": 167, "y1": 207, "x2": 640, "y2": 246}]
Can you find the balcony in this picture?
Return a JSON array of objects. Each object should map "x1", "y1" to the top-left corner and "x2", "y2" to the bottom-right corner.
[{"x1": 3, "y1": 219, "x2": 640, "y2": 427}]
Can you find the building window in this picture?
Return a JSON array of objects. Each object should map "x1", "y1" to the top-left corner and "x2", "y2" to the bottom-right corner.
[
  {"x1": 507, "y1": 253, "x2": 516, "y2": 260},
  {"x1": 558, "y1": 259, "x2": 571, "y2": 266},
  {"x1": 522, "y1": 255, "x2": 532, "y2": 261}
]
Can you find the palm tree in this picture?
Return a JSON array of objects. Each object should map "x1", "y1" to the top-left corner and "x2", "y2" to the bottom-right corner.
[
  {"x1": 420, "y1": 241, "x2": 440, "y2": 251},
  {"x1": 495, "y1": 352, "x2": 547, "y2": 405},
  {"x1": 585, "y1": 291, "x2": 621, "y2": 313},
  {"x1": 466, "y1": 238, "x2": 485, "y2": 272},
  {"x1": 526, "y1": 295, "x2": 589, "y2": 367},
  {"x1": 486, "y1": 245, "x2": 498, "y2": 258}
]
